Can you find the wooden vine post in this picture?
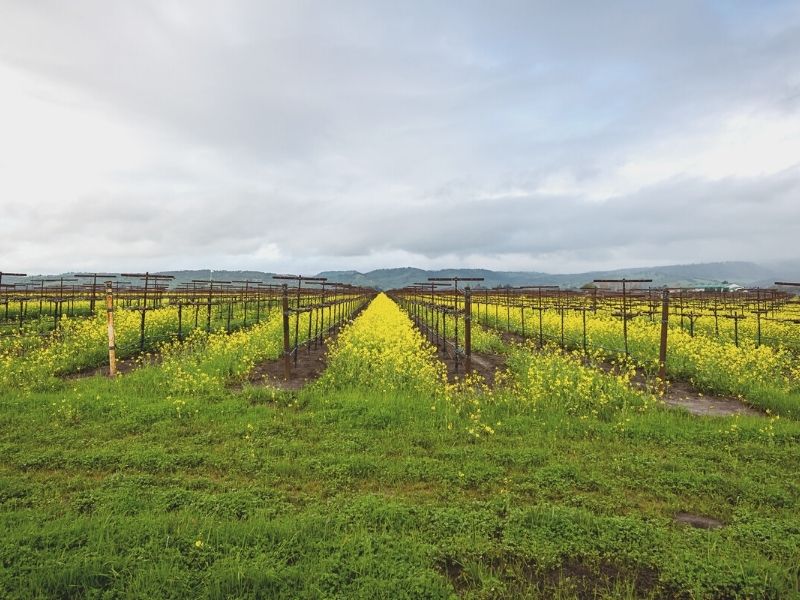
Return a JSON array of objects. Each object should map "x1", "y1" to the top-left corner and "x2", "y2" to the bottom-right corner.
[
  {"x1": 281, "y1": 284, "x2": 291, "y2": 380},
  {"x1": 105, "y1": 281, "x2": 117, "y2": 377},
  {"x1": 658, "y1": 288, "x2": 670, "y2": 386},
  {"x1": 464, "y1": 286, "x2": 472, "y2": 374}
]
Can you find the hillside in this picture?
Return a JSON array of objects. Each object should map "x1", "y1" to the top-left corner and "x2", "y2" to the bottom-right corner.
[
  {"x1": 5, "y1": 261, "x2": 790, "y2": 291},
  {"x1": 317, "y1": 261, "x2": 779, "y2": 290}
]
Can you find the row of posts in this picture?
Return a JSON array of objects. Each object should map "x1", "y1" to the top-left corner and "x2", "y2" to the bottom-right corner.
[
  {"x1": 104, "y1": 281, "x2": 361, "y2": 379},
  {"x1": 280, "y1": 284, "x2": 369, "y2": 379},
  {"x1": 407, "y1": 285, "x2": 670, "y2": 384},
  {"x1": 398, "y1": 286, "x2": 475, "y2": 375},
  {"x1": 76, "y1": 280, "x2": 800, "y2": 383}
]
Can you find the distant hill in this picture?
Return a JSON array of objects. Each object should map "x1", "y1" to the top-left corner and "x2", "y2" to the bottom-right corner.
[
  {"x1": 315, "y1": 267, "x2": 551, "y2": 290},
  {"x1": 317, "y1": 262, "x2": 780, "y2": 290},
  {"x1": 4, "y1": 261, "x2": 793, "y2": 291}
]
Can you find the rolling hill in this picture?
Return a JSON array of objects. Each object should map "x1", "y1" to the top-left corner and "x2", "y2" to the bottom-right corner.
[{"x1": 6, "y1": 261, "x2": 793, "y2": 291}]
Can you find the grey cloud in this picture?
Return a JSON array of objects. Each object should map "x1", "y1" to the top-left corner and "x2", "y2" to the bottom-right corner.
[
  {"x1": 261, "y1": 167, "x2": 800, "y2": 262},
  {"x1": 1, "y1": 1, "x2": 799, "y2": 273}
]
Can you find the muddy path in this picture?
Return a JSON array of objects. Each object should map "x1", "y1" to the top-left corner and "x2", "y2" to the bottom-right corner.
[
  {"x1": 586, "y1": 353, "x2": 761, "y2": 417},
  {"x1": 405, "y1": 319, "x2": 507, "y2": 385},
  {"x1": 244, "y1": 340, "x2": 330, "y2": 391},
  {"x1": 62, "y1": 353, "x2": 161, "y2": 380},
  {"x1": 239, "y1": 302, "x2": 371, "y2": 391},
  {"x1": 434, "y1": 347, "x2": 507, "y2": 385},
  {"x1": 658, "y1": 380, "x2": 761, "y2": 417}
]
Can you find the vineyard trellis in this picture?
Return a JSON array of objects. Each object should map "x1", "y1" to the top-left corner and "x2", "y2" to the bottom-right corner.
[
  {"x1": 1, "y1": 270, "x2": 373, "y2": 378},
  {"x1": 390, "y1": 276, "x2": 484, "y2": 374},
  {"x1": 3, "y1": 266, "x2": 800, "y2": 385},
  {"x1": 273, "y1": 275, "x2": 374, "y2": 378},
  {"x1": 389, "y1": 280, "x2": 800, "y2": 388},
  {"x1": 466, "y1": 283, "x2": 800, "y2": 351}
]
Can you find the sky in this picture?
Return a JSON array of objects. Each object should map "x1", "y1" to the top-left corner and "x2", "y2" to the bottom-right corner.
[{"x1": 1, "y1": 1, "x2": 799, "y2": 275}]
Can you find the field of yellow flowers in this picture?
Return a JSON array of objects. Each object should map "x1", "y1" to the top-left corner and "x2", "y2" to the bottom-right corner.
[
  {"x1": 1, "y1": 294, "x2": 799, "y2": 598},
  {"x1": 0, "y1": 306, "x2": 185, "y2": 391},
  {"x1": 687, "y1": 306, "x2": 800, "y2": 352},
  {"x1": 160, "y1": 299, "x2": 364, "y2": 397},
  {"x1": 474, "y1": 301, "x2": 800, "y2": 416},
  {"x1": 319, "y1": 293, "x2": 448, "y2": 397},
  {"x1": 0, "y1": 294, "x2": 371, "y2": 395}
]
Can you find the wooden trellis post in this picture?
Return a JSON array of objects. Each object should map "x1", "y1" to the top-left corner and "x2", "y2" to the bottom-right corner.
[
  {"x1": 464, "y1": 286, "x2": 472, "y2": 373},
  {"x1": 281, "y1": 284, "x2": 291, "y2": 380},
  {"x1": 105, "y1": 281, "x2": 117, "y2": 377},
  {"x1": 658, "y1": 288, "x2": 669, "y2": 384}
]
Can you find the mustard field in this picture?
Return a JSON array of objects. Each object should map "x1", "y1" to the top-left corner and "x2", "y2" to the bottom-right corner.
[{"x1": 1, "y1": 294, "x2": 799, "y2": 598}]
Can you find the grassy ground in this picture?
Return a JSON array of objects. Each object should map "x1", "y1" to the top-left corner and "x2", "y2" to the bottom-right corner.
[{"x1": 1, "y1": 363, "x2": 799, "y2": 599}]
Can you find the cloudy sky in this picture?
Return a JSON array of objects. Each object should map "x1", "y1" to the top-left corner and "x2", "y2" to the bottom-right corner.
[{"x1": 1, "y1": 1, "x2": 799, "y2": 275}]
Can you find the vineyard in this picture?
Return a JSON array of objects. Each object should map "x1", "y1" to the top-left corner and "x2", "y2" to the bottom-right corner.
[
  {"x1": 392, "y1": 281, "x2": 800, "y2": 417},
  {"x1": 1, "y1": 273, "x2": 799, "y2": 598}
]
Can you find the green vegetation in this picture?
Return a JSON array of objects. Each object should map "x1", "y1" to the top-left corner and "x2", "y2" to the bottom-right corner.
[
  {"x1": 1, "y1": 295, "x2": 798, "y2": 598},
  {"x1": 473, "y1": 300, "x2": 800, "y2": 418}
]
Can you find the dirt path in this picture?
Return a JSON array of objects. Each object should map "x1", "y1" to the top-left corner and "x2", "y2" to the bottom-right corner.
[
  {"x1": 240, "y1": 302, "x2": 371, "y2": 391},
  {"x1": 62, "y1": 354, "x2": 158, "y2": 380},
  {"x1": 588, "y1": 358, "x2": 761, "y2": 417},
  {"x1": 659, "y1": 380, "x2": 760, "y2": 417},
  {"x1": 469, "y1": 351, "x2": 507, "y2": 384},
  {"x1": 405, "y1": 319, "x2": 507, "y2": 385},
  {"x1": 433, "y1": 347, "x2": 507, "y2": 385},
  {"x1": 244, "y1": 340, "x2": 329, "y2": 390}
]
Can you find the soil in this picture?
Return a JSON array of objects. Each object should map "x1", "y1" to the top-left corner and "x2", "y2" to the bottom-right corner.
[
  {"x1": 591, "y1": 360, "x2": 761, "y2": 417},
  {"x1": 469, "y1": 351, "x2": 507, "y2": 385},
  {"x1": 434, "y1": 348, "x2": 507, "y2": 385},
  {"x1": 239, "y1": 303, "x2": 370, "y2": 391},
  {"x1": 62, "y1": 354, "x2": 157, "y2": 380},
  {"x1": 244, "y1": 340, "x2": 330, "y2": 391},
  {"x1": 500, "y1": 330, "x2": 528, "y2": 345},
  {"x1": 660, "y1": 380, "x2": 761, "y2": 417},
  {"x1": 436, "y1": 554, "x2": 661, "y2": 598},
  {"x1": 408, "y1": 319, "x2": 508, "y2": 385},
  {"x1": 674, "y1": 512, "x2": 724, "y2": 529}
]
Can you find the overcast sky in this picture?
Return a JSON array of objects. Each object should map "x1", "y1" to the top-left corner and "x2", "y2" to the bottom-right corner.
[{"x1": 1, "y1": 1, "x2": 799, "y2": 275}]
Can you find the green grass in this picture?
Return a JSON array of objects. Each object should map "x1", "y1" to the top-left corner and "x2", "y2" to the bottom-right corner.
[{"x1": 1, "y1": 362, "x2": 799, "y2": 599}]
